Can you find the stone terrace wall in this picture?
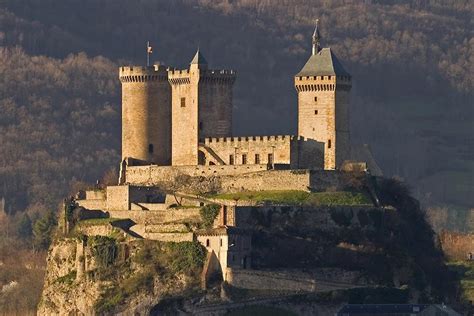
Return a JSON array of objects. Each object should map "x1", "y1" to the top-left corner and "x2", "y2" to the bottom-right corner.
[
  {"x1": 225, "y1": 268, "x2": 316, "y2": 292},
  {"x1": 126, "y1": 164, "x2": 268, "y2": 185},
  {"x1": 219, "y1": 169, "x2": 343, "y2": 193},
  {"x1": 126, "y1": 166, "x2": 344, "y2": 194},
  {"x1": 440, "y1": 231, "x2": 474, "y2": 260}
]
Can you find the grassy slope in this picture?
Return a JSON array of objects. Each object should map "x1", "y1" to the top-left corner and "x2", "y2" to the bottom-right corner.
[{"x1": 211, "y1": 190, "x2": 372, "y2": 206}]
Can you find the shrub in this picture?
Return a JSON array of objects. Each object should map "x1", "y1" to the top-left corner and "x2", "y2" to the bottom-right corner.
[
  {"x1": 88, "y1": 236, "x2": 117, "y2": 269},
  {"x1": 169, "y1": 242, "x2": 206, "y2": 274},
  {"x1": 199, "y1": 204, "x2": 220, "y2": 229}
]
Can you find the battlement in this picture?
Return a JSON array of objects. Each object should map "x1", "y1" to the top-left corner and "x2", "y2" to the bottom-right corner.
[
  {"x1": 119, "y1": 65, "x2": 168, "y2": 82},
  {"x1": 204, "y1": 135, "x2": 295, "y2": 145}
]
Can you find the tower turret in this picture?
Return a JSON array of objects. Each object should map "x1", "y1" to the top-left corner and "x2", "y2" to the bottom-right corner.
[
  {"x1": 119, "y1": 64, "x2": 171, "y2": 165},
  {"x1": 295, "y1": 22, "x2": 352, "y2": 169}
]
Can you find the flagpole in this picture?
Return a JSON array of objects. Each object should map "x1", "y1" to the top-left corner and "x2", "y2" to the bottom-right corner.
[{"x1": 146, "y1": 41, "x2": 150, "y2": 67}]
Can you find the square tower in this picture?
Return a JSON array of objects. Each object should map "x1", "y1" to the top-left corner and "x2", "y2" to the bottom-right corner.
[
  {"x1": 295, "y1": 42, "x2": 352, "y2": 169},
  {"x1": 168, "y1": 50, "x2": 236, "y2": 166}
]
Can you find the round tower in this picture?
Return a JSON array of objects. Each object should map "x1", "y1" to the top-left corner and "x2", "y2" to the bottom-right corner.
[{"x1": 119, "y1": 65, "x2": 171, "y2": 165}]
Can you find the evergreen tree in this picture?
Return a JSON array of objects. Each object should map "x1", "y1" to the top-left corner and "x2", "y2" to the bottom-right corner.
[
  {"x1": 32, "y1": 211, "x2": 57, "y2": 250},
  {"x1": 17, "y1": 213, "x2": 32, "y2": 239}
]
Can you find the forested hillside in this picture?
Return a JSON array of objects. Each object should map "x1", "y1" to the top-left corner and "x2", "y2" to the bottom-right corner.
[{"x1": 0, "y1": 1, "x2": 472, "y2": 311}]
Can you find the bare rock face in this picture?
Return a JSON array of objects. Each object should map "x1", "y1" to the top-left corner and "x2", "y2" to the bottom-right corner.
[{"x1": 38, "y1": 236, "x2": 203, "y2": 315}]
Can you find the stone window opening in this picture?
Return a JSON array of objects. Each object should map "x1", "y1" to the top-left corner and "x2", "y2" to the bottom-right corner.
[
  {"x1": 314, "y1": 96, "x2": 318, "y2": 102},
  {"x1": 180, "y1": 97, "x2": 186, "y2": 107},
  {"x1": 328, "y1": 139, "x2": 332, "y2": 149},
  {"x1": 268, "y1": 153, "x2": 274, "y2": 165},
  {"x1": 242, "y1": 154, "x2": 247, "y2": 165},
  {"x1": 314, "y1": 110, "x2": 318, "y2": 115},
  {"x1": 229, "y1": 155, "x2": 234, "y2": 165},
  {"x1": 255, "y1": 154, "x2": 260, "y2": 164},
  {"x1": 220, "y1": 238, "x2": 223, "y2": 247},
  {"x1": 206, "y1": 239, "x2": 210, "y2": 247},
  {"x1": 148, "y1": 144, "x2": 154, "y2": 153}
]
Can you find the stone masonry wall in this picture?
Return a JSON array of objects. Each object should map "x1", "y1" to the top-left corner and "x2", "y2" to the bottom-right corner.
[
  {"x1": 225, "y1": 268, "x2": 316, "y2": 292},
  {"x1": 203, "y1": 135, "x2": 293, "y2": 166}
]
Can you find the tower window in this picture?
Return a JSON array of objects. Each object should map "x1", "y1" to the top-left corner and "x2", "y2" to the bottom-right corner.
[
  {"x1": 314, "y1": 110, "x2": 318, "y2": 115},
  {"x1": 268, "y1": 153, "x2": 274, "y2": 165},
  {"x1": 199, "y1": 121, "x2": 203, "y2": 130},
  {"x1": 180, "y1": 97, "x2": 186, "y2": 107},
  {"x1": 242, "y1": 154, "x2": 247, "y2": 165},
  {"x1": 255, "y1": 154, "x2": 260, "y2": 164},
  {"x1": 148, "y1": 144, "x2": 154, "y2": 153},
  {"x1": 314, "y1": 97, "x2": 318, "y2": 102},
  {"x1": 206, "y1": 239, "x2": 210, "y2": 247},
  {"x1": 328, "y1": 76, "x2": 332, "y2": 80},
  {"x1": 229, "y1": 155, "x2": 234, "y2": 165},
  {"x1": 220, "y1": 238, "x2": 223, "y2": 247},
  {"x1": 328, "y1": 139, "x2": 332, "y2": 149}
]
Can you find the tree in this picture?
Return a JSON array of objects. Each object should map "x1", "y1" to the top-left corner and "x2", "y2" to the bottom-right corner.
[
  {"x1": 32, "y1": 211, "x2": 57, "y2": 250},
  {"x1": 17, "y1": 213, "x2": 32, "y2": 239}
]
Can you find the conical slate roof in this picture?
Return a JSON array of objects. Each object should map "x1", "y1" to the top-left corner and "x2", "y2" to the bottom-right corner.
[
  {"x1": 296, "y1": 48, "x2": 350, "y2": 77},
  {"x1": 190, "y1": 49, "x2": 208, "y2": 65}
]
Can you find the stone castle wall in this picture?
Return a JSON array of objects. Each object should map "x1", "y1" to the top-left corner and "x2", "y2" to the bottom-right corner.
[
  {"x1": 203, "y1": 135, "x2": 294, "y2": 166},
  {"x1": 225, "y1": 268, "x2": 316, "y2": 292},
  {"x1": 125, "y1": 166, "x2": 343, "y2": 194}
]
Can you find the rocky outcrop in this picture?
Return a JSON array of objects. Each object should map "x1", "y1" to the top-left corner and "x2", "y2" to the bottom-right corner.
[{"x1": 38, "y1": 237, "x2": 204, "y2": 315}]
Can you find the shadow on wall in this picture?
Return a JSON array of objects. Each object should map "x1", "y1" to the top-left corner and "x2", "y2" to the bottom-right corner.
[{"x1": 294, "y1": 138, "x2": 325, "y2": 169}]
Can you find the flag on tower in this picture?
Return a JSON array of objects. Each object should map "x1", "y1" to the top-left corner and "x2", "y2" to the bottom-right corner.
[{"x1": 146, "y1": 41, "x2": 153, "y2": 66}]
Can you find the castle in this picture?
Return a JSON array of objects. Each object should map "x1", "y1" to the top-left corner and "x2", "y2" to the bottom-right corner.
[
  {"x1": 118, "y1": 22, "x2": 370, "y2": 177},
  {"x1": 70, "y1": 23, "x2": 381, "y2": 294}
]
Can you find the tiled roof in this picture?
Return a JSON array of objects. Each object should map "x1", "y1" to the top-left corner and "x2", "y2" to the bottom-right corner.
[{"x1": 296, "y1": 48, "x2": 350, "y2": 77}]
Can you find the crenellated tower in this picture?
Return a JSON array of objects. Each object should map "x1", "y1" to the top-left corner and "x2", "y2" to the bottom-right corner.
[
  {"x1": 168, "y1": 49, "x2": 236, "y2": 166},
  {"x1": 119, "y1": 65, "x2": 171, "y2": 165},
  {"x1": 295, "y1": 20, "x2": 352, "y2": 169}
]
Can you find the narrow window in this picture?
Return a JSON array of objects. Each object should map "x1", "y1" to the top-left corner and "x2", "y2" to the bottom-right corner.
[
  {"x1": 180, "y1": 97, "x2": 186, "y2": 107},
  {"x1": 314, "y1": 110, "x2": 318, "y2": 115},
  {"x1": 220, "y1": 238, "x2": 223, "y2": 247},
  {"x1": 255, "y1": 154, "x2": 260, "y2": 164},
  {"x1": 328, "y1": 139, "x2": 332, "y2": 149},
  {"x1": 328, "y1": 75, "x2": 332, "y2": 80},
  {"x1": 229, "y1": 155, "x2": 234, "y2": 165},
  {"x1": 199, "y1": 121, "x2": 203, "y2": 130},
  {"x1": 314, "y1": 96, "x2": 318, "y2": 102},
  {"x1": 242, "y1": 154, "x2": 247, "y2": 165},
  {"x1": 206, "y1": 239, "x2": 210, "y2": 247},
  {"x1": 148, "y1": 144, "x2": 154, "y2": 153},
  {"x1": 268, "y1": 153, "x2": 274, "y2": 165}
]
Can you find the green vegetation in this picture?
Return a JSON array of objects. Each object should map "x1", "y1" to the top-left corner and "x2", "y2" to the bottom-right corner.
[
  {"x1": 76, "y1": 218, "x2": 119, "y2": 227},
  {"x1": 95, "y1": 240, "x2": 206, "y2": 313},
  {"x1": 447, "y1": 261, "x2": 474, "y2": 302},
  {"x1": 199, "y1": 204, "x2": 220, "y2": 228},
  {"x1": 88, "y1": 236, "x2": 118, "y2": 269},
  {"x1": 32, "y1": 211, "x2": 57, "y2": 250},
  {"x1": 212, "y1": 190, "x2": 372, "y2": 206},
  {"x1": 55, "y1": 270, "x2": 76, "y2": 286}
]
